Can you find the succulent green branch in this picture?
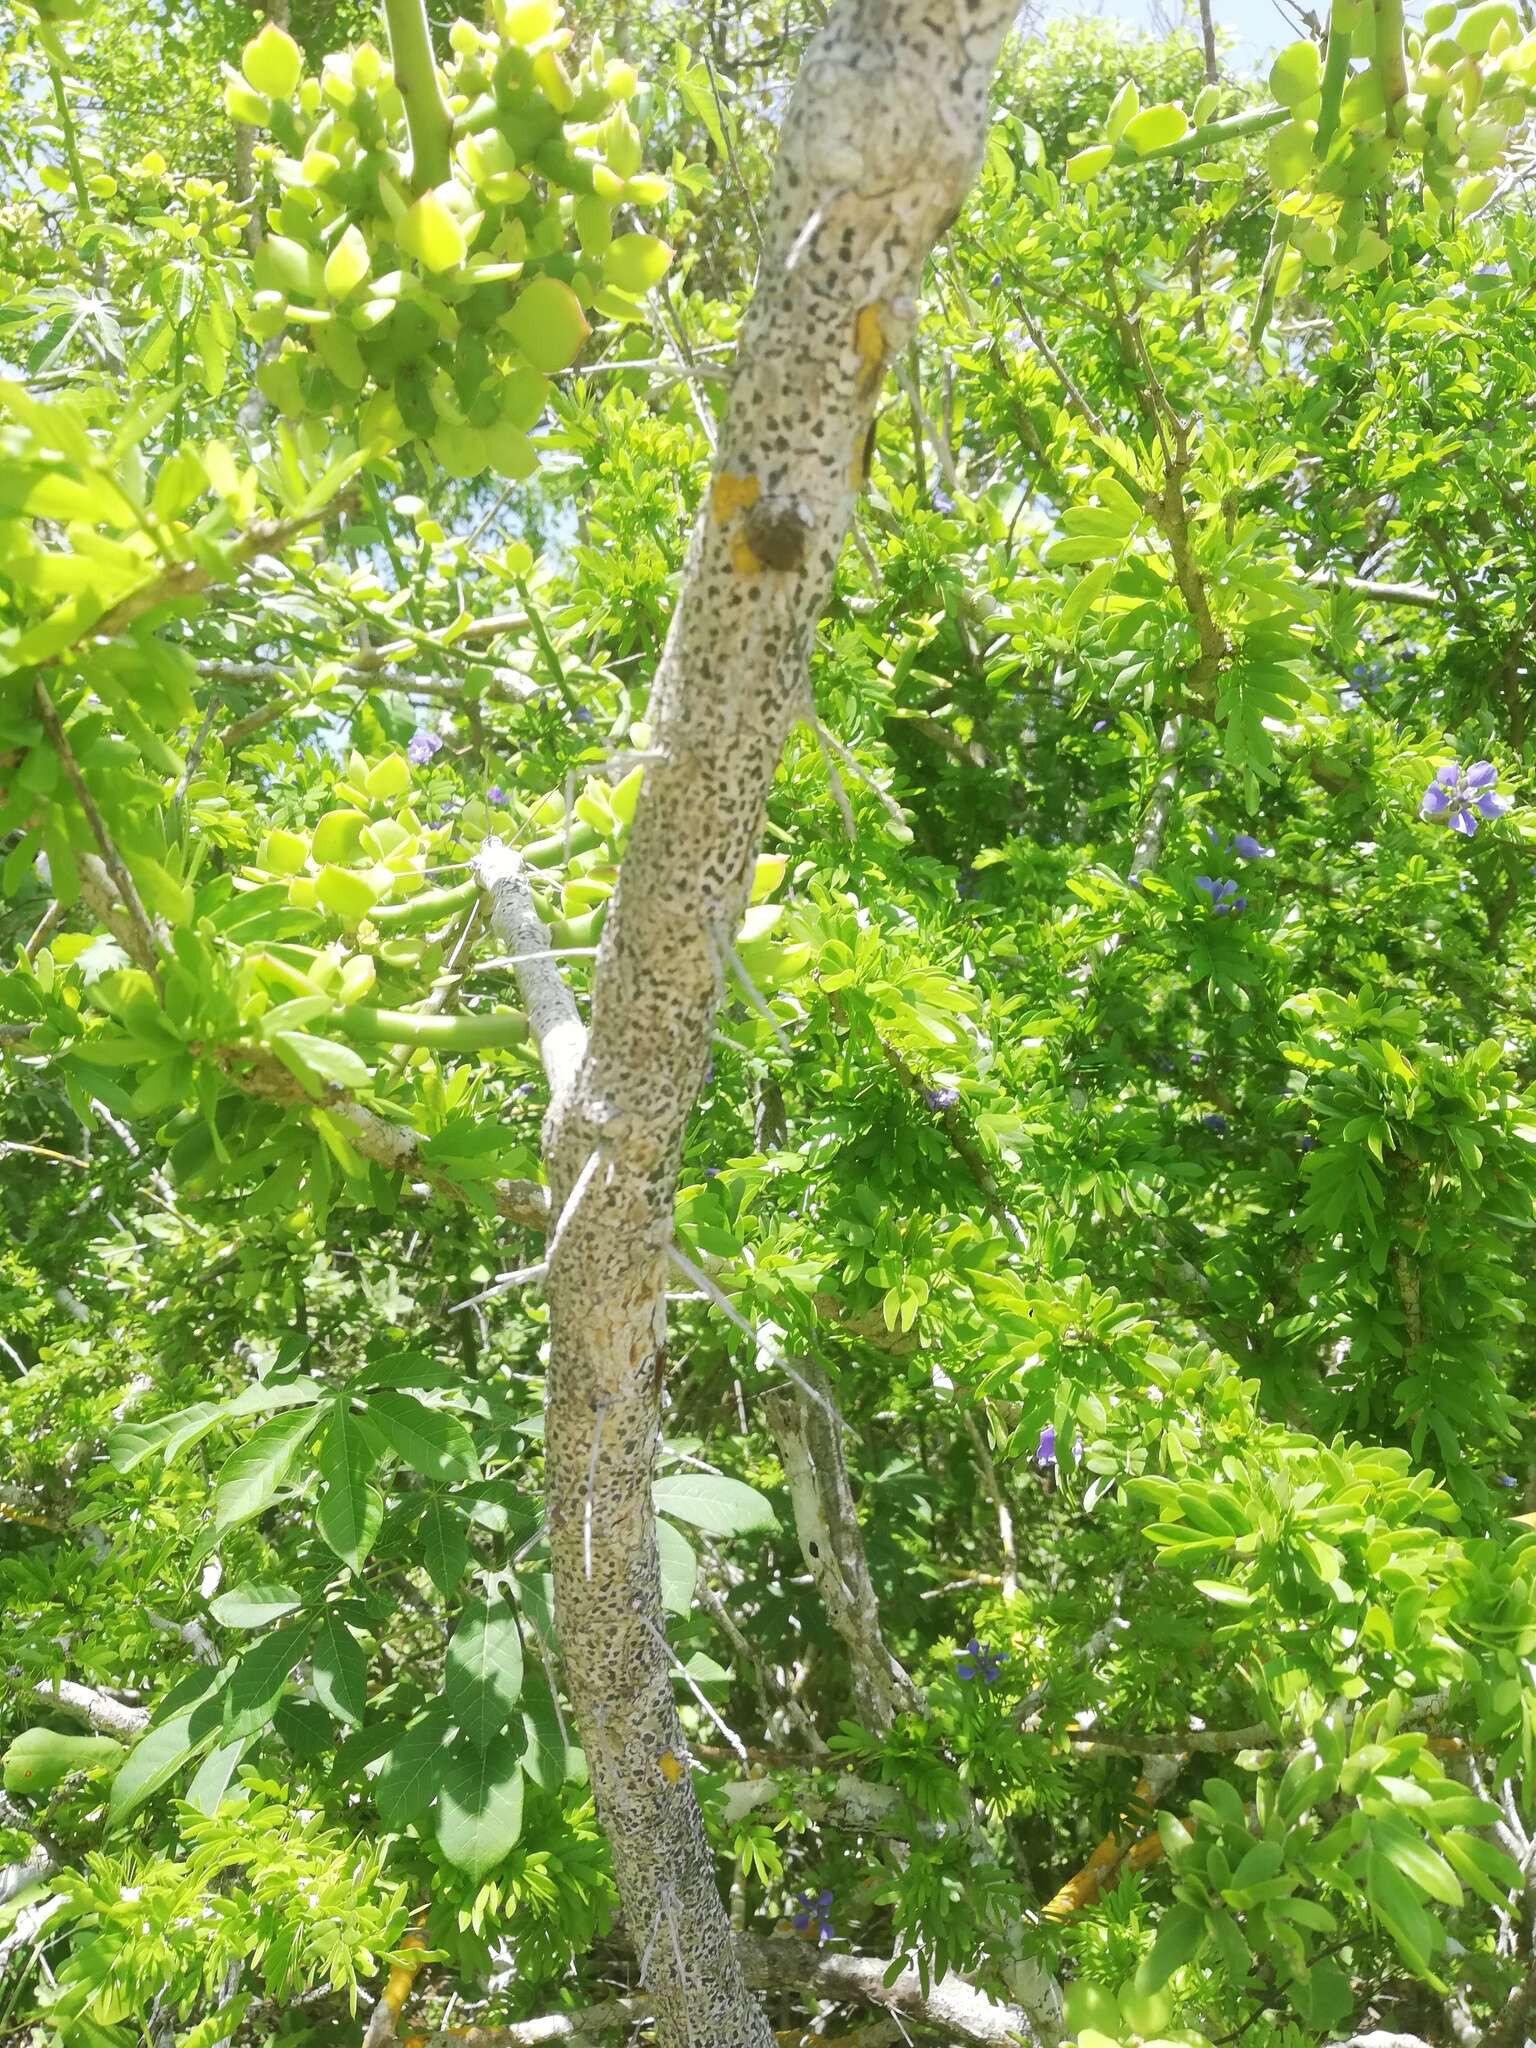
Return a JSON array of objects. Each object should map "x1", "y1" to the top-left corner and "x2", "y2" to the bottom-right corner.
[
  {"x1": 383, "y1": 0, "x2": 452, "y2": 191},
  {"x1": 1315, "y1": 7, "x2": 1357, "y2": 157},
  {"x1": 1114, "y1": 103, "x2": 1290, "y2": 165}
]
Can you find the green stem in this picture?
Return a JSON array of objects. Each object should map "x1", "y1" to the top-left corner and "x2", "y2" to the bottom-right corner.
[
  {"x1": 48, "y1": 62, "x2": 91, "y2": 218},
  {"x1": 370, "y1": 876, "x2": 481, "y2": 928},
  {"x1": 1314, "y1": 10, "x2": 1356, "y2": 157},
  {"x1": 514, "y1": 577, "x2": 579, "y2": 714},
  {"x1": 1114, "y1": 103, "x2": 1290, "y2": 165},
  {"x1": 1372, "y1": 0, "x2": 1408, "y2": 135},
  {"x1": 362, "y1": 471, "x2": 415, "y2": 607},
  {"x1": 331, "y1": 1004, "x2": 528, "y2": 1050},
  {"x1": 1250, "y1": 212, "x2": 1294, "y2": 350},
  {"x1": 382, "y1": 0, "x2": 453, "y2": 191}
]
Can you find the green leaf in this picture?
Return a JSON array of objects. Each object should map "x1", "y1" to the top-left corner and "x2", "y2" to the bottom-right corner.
[
  {"x1": 212, "y1": 1408, "x2": 321, "y2": 1533},
  {"x1": 651, "y1": 1473, "x2": 776, "y2": 1536},
  {"x1": 1379, "y1": 1825, "x2": 1464, "y2": 1908},
  {"x1": 3, "y1": 1727, "x2": 124, "y2": 1793},
  {"x1": 517, "y1": 1671, "x2": 568, "y2": 1792},
  {"x1": 272, "y1": 1028, "x2": 373, "y2": 1092},
  {"x1": 208, "y1": 1580, "x2": 305, "y2": 1629},
  {"x1": 657, "y1": 1515, "x2": 698, "y2": 1616},
  {"x1": 444, "y1": 1595, "x2": 524, "y2": 1749},
  {"x1": 316, "y1": 1397, "x2": 383, "y2": 1570},
  {"x1": 311, "y1": 1608, "x2": 369, "y2": 1726},
  {"x1": 1137, "y1": 1900, "x2": 1206, "y2": 1991},
  {"x1": 421, "y1": 1494, "x2": 471, "y2": 1596},
  {"x1": 223, "y1": 1622, "x2": 311, "y2": 1740},
  {"x1": 1365, "y1": 1849, "x2": 1440, "y2": 1973},
  {"x1": 357, "y1": 1389, "x2": 480, "y2": 1483},
  {"x1": 374, "y1": 1711, "x2": 453, "y2": 1828},
  {"x1": 1123, "y1": 104, "x2": 1190, "y2": 154},
  {"x1": 435, "y1": 1731, "x2": 525, "y2": 1878},
  {"x1": 108, "y1": 1712, "x2": 200, "y2": 1820},
  {"x1": 183, "y1": 1736, "x2": 248, "y2": 1817}
]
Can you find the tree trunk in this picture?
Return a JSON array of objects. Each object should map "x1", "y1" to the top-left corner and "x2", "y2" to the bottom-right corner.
[{"x1": 529, "y1": 3, "x2": 1017, "y2": 2044}]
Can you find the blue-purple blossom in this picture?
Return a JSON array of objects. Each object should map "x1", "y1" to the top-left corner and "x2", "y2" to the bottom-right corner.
[
  {"x1": 1092, "y1": 718, "x2": 1110, "y2": 732},
  {"x1": 1203, "y1": 827, "x2": 1273, "y2": 863},
  {"x1": 408, "y1": 727, "x2": 443, "y2": 765},
  {"x1": 956, "y1": 1637, "x2": 1006, "y2": 1684},
  {"x1": 570, "y1": 705, "x2": 595, "y2": 726},
  {"x1": 486, "y1": 784, "x2": 507, "y2": 805},
  {"x1": 1420, "y1": 760, "x2": 1510, "y2": 837},
  {"x1": 1497, "y1": 1474, "x2": 1519, "y2": 1489},
  {"x1": 792, "y1": 1889, "x2": 835, "y2": 1941},
  {"x1": 1202, "y1": 1113, "x2": 1229, "y2": 1135},
  {"x1": 1300, "y1": 1133, "x2": 1317, "y2": 1153},
  {"x1": 931, "y1": 488, "x2": 956, "y2": 515},
  {"x1": 1196, "y1": 876, "x2": 1245, "y2": 916},
  {"x1": 925, "y1": 1086, "x2": 960, "y2": 1112},
  {"x1": 1036, "y1": 1424, "x2": 1056, "y2": 1469}
]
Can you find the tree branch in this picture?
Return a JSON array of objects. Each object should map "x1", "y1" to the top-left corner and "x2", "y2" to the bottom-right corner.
[
  {"x1": 383, "y1": 0, "x2": 452, "y2": 189},
  {"x1": 520, "y1": 6, "x2": 1016, "y2": 2044},
  {"x1": 8, "y1": 1672, "x2": 150, "y2": 1741},
  {"x1": 476, "y1": 840, "x2": 586, "y2": 1122},
  {"x1": 766, "y1": 1350, "x2": 921, "y2": 1733},
  {"x1": 35, "y1": 680, "x2": 163, "y2": 980}
]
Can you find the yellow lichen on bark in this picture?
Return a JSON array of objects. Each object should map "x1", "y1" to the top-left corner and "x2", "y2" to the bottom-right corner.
[
  {"x1": 711, "y1": 472, "x2": 761, "y2": 523},
  {"x1": 854, "y1": 303, "x2": 887, "y2": 394}
]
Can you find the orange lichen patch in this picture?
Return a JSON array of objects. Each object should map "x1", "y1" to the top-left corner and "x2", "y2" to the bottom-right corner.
[
  {"x1": 731, "y1": 530, "x2": 764, "y2": 577},
  {"x1": 379, "y1": 1930, "x2": 427, "y2": 2024},
  {"x1": 711, "y1": 472, "x2": 761, "y2": 524},
  {"x1": 854, "y1": 303, "x2": 887, "y2": 394},
  {"x1": 659, "y1": 1747, "x2": 687, "y2": 1784},
  {"x1": 1043, "y1": 1782, "x2": 1192, "y2": 1918}
]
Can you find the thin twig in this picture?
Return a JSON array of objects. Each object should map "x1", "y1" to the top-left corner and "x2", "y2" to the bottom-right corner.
[{"x1": 34, "y1": 680, "x2": 162, "y2": 982}]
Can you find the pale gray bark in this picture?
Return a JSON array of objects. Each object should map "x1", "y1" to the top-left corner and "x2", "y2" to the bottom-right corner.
[
  {"x1": 486, "y1": 5, "x2": 1017, "y2": 2043},
  {"x1": 10, "y1": 1674, "x2": 149, "y2": 1741}
]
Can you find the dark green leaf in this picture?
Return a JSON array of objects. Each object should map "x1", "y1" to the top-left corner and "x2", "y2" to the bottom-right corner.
[
  {"x1": 436, "y1": 1731, "x2": 525, "y2": 1879},
  {"x1": 444, "y1": 1595, "x2": 524, "y2": 1749}
]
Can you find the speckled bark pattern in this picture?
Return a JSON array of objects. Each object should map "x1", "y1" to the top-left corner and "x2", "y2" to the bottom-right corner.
[{"x1": 537, "y1": 6, "x2": 1016, "y2": 2045}]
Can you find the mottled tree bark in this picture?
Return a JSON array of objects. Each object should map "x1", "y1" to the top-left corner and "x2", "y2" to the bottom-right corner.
[{"x1": 520, "y1": 4, "x2": 1018, "y2": 2044}]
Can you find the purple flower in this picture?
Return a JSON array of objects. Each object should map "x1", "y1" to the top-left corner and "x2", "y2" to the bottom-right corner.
[
  {"x1": 486, "y1": 784, "x2": 507, "y2": 805},
  {"x1": 1036, "y1": 1424, "x2": 1056, "y2": 1470},
  {"x1": 1497, "y1": 1474, "x2": 1519, "y2": 1489},
  {"x1": 1202, "y1": 1112, "x2": 1228, "y2": 1135},
  {"x1": 1421, "y1": 760, "x2": 1509, "y2": 837},
  {"x1": 792, "y1": 1889, "x2": 835, "y2": 1941},
  {"x1": 1299, "y1": 1132, "x2": 1317, "y2": 1153},
  {"x1": 925, "y1": 1086, "x2": 960, "y2": 1112},
  {"x1": 408, "y1": 727, "x2": 443, "y2": 765},
  {"x1": 570, "y1": 705, "x2": 595, "y2": 726},
  {"x1": 931, "y1": 488, "x2": 956, "y2": 515},
  {"x1": 1092, "y1": 718, "x2": 1110, "y2": 732},
  {"x1": 1195, "y1": 876, "x2": 1245, "y2": 916},
  {"x1": 1230, "y1": 833, "x2": 1274, "y2": 861},
  {"x1": 956, "y1": 1637, "x2": 1006, "y2": 1684}
]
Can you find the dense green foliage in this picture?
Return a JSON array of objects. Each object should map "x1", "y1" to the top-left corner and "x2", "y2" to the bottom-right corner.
[{"x1": 6, "y1": 0, "x2": 1536, "y2": 2043}]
